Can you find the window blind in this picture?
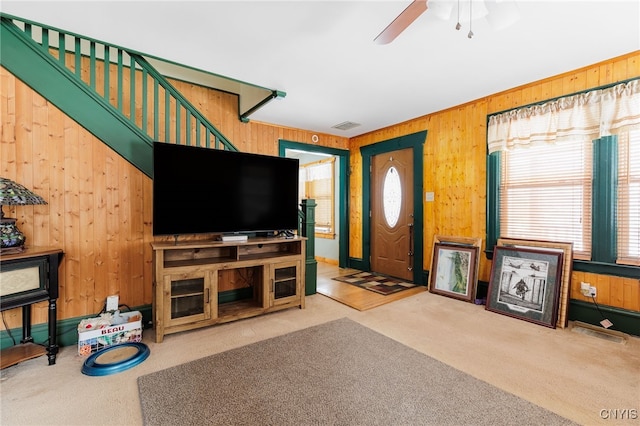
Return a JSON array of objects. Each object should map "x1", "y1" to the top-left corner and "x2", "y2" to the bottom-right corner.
[
  {"x1": 500, "y1": 140, "x2": 593, "y2": 259},
  {"x1": 299, "y1": 158, "x2": 335, "y2": 237},
  {"x1": 617, "y1": 128, "x2": 640, "y2": 265}
]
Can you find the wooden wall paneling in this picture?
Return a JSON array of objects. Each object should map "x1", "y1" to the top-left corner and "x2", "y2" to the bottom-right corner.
[
  {"x1": 585, "y1": 66, "x2": 600, "y2": 90},
  {"x1": 595, "y1": 273, "x2": 611, "y2": 306},
  {"x1": 118, "y1": 162, "x2": 132, "y2": 306},
  {"x1": 622, "y1": 277, "x2": 640, "y2": 311},
  {"x1": 104, "y1": 139, "x2": 120, "y2": 311},
  {"x1": 0, "y1": 70, "x2": 15, "y2": 175},
  {"x1": 571, "y1": 270, "x2": 585, "y2": 301},
  {"x1": 349, "y1": 141, "x2": 362, "y2": 259},
  {"x1": 130, "y1": 171, "x2": 146, "y2": 307},
  {"x1": 92, "y1": 140, "x2": 108, "y2": 313},
  {"x1": 142, "y1": 177, "x2": 154, "y2": 304},
  {"x1": 612, "y1": 56, "x2": 628, "y2": 83},
  {"x1": 79, "y1": 129, "x2": 96, "y2": 314},
  {"x1": 629, "y1": 54, "x2": 640, "y2": 75},
  {"x1": 62, "y1": 114, "x2": 80, "y2": 318},
  {"x1": 456, "y1": 107, "x2": 471, "y2": 237},
  {"x1": 206, "y1": 88, "x2": 223, "y2": 145},
  {"x1": 48, "y1": 113, "x2": 64, "y2": 247},
  {"x1": 422, "y1": 115, "x2": 434, "y2": 267},
  {"x1": 32, "y1": 98, "x2": 50, "y2": 248}
]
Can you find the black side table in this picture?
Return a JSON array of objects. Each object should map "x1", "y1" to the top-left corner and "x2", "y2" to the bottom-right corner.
[{"x1": 1, "y1": 247, "x2": 63, "y2": 368}]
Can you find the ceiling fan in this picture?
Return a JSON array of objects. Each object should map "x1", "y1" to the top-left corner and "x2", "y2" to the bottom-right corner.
[
  {"x1": 374, "y1": 0, "x2": 521, "y2": 43},
  {"x1": 374, "y1": 0, "x2": 428, "y2": 45}
]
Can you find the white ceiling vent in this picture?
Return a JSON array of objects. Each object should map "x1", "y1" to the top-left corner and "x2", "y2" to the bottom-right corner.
[{"x1": 331, "y1": 121, "x2": 361, "y2": 131}]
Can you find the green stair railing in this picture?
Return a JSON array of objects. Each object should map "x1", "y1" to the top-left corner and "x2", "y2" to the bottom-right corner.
[{"x1": 3, "y1": 15, "x2": 237, "y2": 152}]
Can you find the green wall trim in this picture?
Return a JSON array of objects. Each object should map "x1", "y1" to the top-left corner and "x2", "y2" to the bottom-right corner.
[
  {"x1": 0, "y1": 305, "x2": 153, "y2": 351},
  {"x1": 279, "y1": 140, "x2": 350, "y2": 268},
  {"x1": 573, "y1": 260, "x2": 639, "y2": 278},
  {"x1": 568, "y1": 299, "x2": 639, "y2": 337},
  {"x1": 591, "y1": 136, "x2": 617, "y2": 263},
  {"x1": 485, "y1": 152, "x2": 501, "y2": 255},
  {"x1": 360, "y1": 131, "x2": 427, "y2": 284},
  {"x1": 218, "y1": 288, "x2": 253, "y2": 304},
  {"x1": 1, "y1": 18, "x2": 154, "y2": 177},
  {"x1": 349, "y1": 257, "x2": 367, "y2": 272}
]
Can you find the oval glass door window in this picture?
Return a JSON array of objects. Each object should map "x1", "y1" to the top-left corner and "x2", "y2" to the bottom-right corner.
[{"x1": 383, "y1": 166, "x2": 402, "y2": 227}]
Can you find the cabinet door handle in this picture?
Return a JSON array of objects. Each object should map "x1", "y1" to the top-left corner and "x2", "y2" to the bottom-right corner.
[{"x1": 205, "y1": 288, "x2": 210, "y2": 304}]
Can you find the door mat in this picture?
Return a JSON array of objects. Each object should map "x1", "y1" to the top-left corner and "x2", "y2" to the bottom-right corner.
[{"x1": 332, "y1": 271, "x2": 416, "y2": 295}]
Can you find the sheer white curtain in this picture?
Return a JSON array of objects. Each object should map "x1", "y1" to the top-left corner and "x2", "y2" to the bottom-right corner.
[{"x1": 488, "y1": 79, "x2": 640, "y2": 153}]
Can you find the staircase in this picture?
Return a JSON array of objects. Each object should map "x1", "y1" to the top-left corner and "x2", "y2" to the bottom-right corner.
[
  {"x1": 1, "y1": 14, "x2": 317, "y2": 293},
  {"x1": 1, "y1": 14, "x2": 237, "y2": 178}
]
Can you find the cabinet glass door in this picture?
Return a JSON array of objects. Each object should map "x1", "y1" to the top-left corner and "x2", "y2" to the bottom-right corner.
[
  {"x1": 271, "y1": 261, "x2": 300, "y2": 306},
  {"x1": 164, "y1": 272, "x2": 211, "y2": 326}
]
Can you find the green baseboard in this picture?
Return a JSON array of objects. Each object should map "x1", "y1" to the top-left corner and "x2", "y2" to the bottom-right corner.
[
  {"x1": 568, "y1": 299, "x2": 639, "y2": 337},
  {"x1": 0, "y1": 305, "x2": 153, "y2": 350}
]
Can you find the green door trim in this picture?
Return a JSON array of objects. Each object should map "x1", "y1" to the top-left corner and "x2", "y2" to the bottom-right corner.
[
  {"x1": 360, "y1": 130, "x2": 427, "y2": 285},
  {"x1": 279, "y1": 140, "x2": 350, "y2": 268}
]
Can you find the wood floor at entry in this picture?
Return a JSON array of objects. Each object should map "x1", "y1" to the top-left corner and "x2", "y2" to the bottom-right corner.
[
  {"x1": 316, "y1": 263, "x2": 426, "y2": 311},
  {"x1": 371, "y1": 148, "x2": 414, "y2": 281}
]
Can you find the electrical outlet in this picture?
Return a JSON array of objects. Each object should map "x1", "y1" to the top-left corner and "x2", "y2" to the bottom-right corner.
[
  {"x1": 589, "y1": 286, "x2": 597, "y2": 298},
  {"x1": 106, "y1": 295, "x2": 119, "y2": 311},
  {"x1": 580, "y1": 282, "x2": 591, "y2": 297}
]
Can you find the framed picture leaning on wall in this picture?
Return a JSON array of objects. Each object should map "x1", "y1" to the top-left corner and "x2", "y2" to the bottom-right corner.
[
  {"x1": 497, "y1": 238, "x2": 573, "y2": 329},
  {"x1": 486, "y1": 246, "x2": 564, "y2": 328},
  {"x1": 429, "y1": 242, "x2": 479, "y2": 302}
]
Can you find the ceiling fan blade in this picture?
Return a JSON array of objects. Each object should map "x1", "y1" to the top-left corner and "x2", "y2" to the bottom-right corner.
[{"x1": 374, "y1": 0, "x2": 428, "y2": 45}]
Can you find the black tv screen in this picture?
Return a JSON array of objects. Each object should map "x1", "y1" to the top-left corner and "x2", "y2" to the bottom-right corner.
[{"x1": 153, "y1": 142, "x2": 299, "y2": 236}]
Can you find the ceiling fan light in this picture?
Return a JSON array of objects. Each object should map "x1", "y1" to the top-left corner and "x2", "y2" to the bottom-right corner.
[
  {"x1": 485, "y1": 0, "x2": 520, "y2": 30},
  {"x1": 429, "y1": 0, "x2": 454, "y2": 20},
  {"x1": 455, "y1": 0, "x2": 489, "y2": 23}
]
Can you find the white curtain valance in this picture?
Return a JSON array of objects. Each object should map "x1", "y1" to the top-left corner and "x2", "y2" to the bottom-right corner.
[{"x1": 487, "y1": 79, "x2": 640, "y2": 153}]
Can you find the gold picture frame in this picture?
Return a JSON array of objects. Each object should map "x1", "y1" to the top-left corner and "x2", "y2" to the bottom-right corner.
[{"x1": 497, "y1": 238, "x2": 573, "y2": 329}]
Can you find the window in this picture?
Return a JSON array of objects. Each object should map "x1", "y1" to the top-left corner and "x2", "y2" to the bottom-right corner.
[
  {"x1": 299, "y1": 157, "x2": 335, "y2": 239},
  {"x1": 500, "y1": 140, "x2": 592, "y2": 259},
  {"x1": 618, "y1": 128, "x2": 640, "y2": 265},
  {"x1": 487, "y1": 80, "x2": 640, "y2": 270}
]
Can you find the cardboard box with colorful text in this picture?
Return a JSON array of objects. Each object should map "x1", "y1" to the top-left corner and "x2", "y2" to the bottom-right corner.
[{"x1": 77, "y1": 311, "x2": 142, "y2": 356}]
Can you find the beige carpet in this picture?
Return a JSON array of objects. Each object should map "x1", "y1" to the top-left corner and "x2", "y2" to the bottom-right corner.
[{"x1": 138, "y1": 318, "x2": 576, "y2": 426}]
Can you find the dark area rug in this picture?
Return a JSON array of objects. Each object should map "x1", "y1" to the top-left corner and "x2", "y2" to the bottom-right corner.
[
  {"x1": 138, "y1": 318, "x2": 576, "y2": 426},
  {"x1": 332, "y1": 270, "x2": 416, "y2": 295}
]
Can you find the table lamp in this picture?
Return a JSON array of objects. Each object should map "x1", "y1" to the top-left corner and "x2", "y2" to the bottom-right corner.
[{"x1": 0, "y1": 177, "x2": 48, "y2": 251}]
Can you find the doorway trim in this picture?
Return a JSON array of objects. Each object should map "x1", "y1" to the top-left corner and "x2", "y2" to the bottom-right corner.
[
  {"x1": 279, "y1": 140, "x2": 350, "y2": 268},
  {"x1": 360, "y1": 131, "x2": 427, "y2": 285}
]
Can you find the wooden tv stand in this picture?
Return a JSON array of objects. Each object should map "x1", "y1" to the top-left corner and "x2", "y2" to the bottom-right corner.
[{"x1": 151, "y1": 237, "x2": 305, "y2": 343}]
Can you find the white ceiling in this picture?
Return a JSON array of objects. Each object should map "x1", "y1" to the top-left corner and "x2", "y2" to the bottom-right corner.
[{"x1": 2, "y1": 1, "x2": 639, "y2": 138}]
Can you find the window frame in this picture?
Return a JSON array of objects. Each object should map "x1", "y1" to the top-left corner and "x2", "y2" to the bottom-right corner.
[
  {"x1": 487, "y1": 134, "x2": 639, "y2": 278},
  {"x1": 299, "y1": 157, "x2": 336, "y2": 239}
]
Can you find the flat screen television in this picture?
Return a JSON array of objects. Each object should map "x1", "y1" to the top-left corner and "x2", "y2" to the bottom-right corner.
[{"x1": 152, "y1": 142, "x2": 300, "y2": 236}]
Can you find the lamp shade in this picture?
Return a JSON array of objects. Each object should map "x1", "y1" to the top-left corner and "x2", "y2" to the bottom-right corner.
[
  {"x1": 0, "y1": 177, "x2": 47, "y2": 206},
  {"x1": 0, "y1": 177, "x2": 47, "y2": 250}
]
